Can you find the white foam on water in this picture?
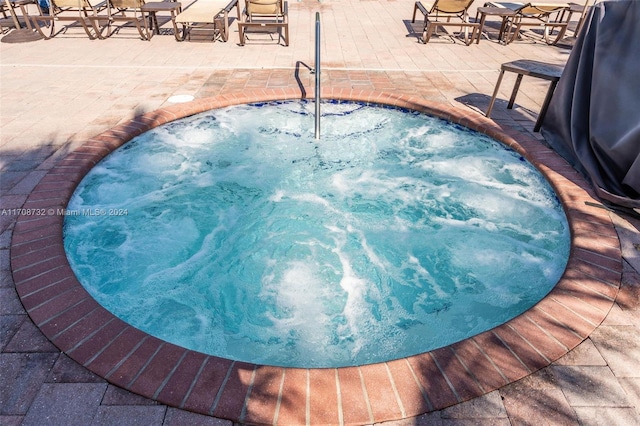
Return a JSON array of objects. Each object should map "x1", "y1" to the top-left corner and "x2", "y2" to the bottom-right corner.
[
  {"x1": 265, "y1": 261, "x2": 336, "y2": 349},
  {"x1": 290, "y1": 193, "x2": 333, "y2": 209}
]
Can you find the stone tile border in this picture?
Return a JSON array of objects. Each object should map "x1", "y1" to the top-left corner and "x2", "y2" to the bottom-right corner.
[{"x1": 10, "y1": 89, "x2": 622, "y2": 425}]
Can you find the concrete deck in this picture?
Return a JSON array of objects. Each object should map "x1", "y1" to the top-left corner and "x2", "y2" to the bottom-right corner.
[{"x1": 1, "y1": 0, "x2": 639, "y2": 424}]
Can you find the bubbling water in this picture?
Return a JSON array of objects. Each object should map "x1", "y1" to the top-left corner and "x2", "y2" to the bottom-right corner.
[{"x1": 64, "y1": 101, "x2": 570, "y2": 368}]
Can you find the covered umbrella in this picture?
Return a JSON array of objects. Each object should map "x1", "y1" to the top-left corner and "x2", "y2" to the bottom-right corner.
[{"x1": 541, "y1": 0, "x2": 640, "y2": 210}]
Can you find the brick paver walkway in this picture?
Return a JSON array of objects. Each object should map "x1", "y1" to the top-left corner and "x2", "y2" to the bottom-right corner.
[{"x1": 1, "y1": 0, "x2": 639, "y2": 424}]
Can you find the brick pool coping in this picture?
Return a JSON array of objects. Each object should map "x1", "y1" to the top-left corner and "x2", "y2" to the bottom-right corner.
[{"x1": 10, "y1": 89, "x2": 622, "y2": 425}]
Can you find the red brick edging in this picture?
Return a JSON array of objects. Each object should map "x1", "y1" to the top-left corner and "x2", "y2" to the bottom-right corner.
[{"x1": 10, "y1": 89, "x2": 622, "y2": 425}]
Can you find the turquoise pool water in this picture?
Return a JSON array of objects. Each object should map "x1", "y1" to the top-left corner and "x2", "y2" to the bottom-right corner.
[{"x1": 64, "y1": 101, "x2": 570, "y2": 368}]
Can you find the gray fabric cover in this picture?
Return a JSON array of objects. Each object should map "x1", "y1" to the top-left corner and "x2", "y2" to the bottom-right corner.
[{"x1": 541, "y1": 0, "x2": 640, "y2": 208}]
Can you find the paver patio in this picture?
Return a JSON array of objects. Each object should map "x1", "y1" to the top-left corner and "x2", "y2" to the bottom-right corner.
[{"x1": 1, "y1": 0, "x2": 639, "y2": 424}]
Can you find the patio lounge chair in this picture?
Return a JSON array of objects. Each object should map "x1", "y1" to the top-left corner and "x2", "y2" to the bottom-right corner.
[
  {"x1": 486, "y1": 2, "x2": 570, "y2": 45},
  {"x1": 106, "y1": 0, "x2": 150, "y2": 40},
  {"x1": 1, "y1": 0, "x2": 42, "y2": 34},
  {"x1": 237, "y1": 0, "x2": 288, "y2": 46},
  {"x1": 30, "y1": 0, "x2": 109, "y2": 39},
  {"x1": 174, "y1": 0, "x2": 238, "y2": 42},
  {"x1": 1, "y1": 0, "x2": 19, "y2": 33},
  {"x1": 411, "y1": 0, "x2": 479, "y2": 45}
]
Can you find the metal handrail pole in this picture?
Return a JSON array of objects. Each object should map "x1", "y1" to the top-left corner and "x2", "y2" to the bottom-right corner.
[{"x1": 314, "y1": 11, "x2": 320, "y2": 140}]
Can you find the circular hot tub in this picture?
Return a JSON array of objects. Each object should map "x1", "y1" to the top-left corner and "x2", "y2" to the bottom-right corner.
[
  {"x1": 63, "y1": 100, "x2": 569, "y2": 369},
  {"x1": 10, "y1": 91, "x2": 621, "y2": 424}
]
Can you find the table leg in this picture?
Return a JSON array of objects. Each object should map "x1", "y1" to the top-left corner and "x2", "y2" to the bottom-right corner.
[
  {"x1": 534, "y1": 79, "x2": 558, "y2": 132},
  {"x1": 486, "y1": 69, "x2": 505, "y2": 118},
  {"x1": 507, "y1": 74, "x2": 523, "y2": 109},
  {"x1": 147, "y1": 11, "x2": 159, "y2": 35},
  {"x1": 498, "y1": 16, "x2": 511, "y2": 44}
]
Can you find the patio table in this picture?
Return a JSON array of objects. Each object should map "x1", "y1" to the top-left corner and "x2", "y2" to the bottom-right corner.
[
  {"x1": 474, "y1": 6, "x2": 517, "y2": 44},
  {"x1": 486, "y1": 59, "x2": 564, "y2": 132},
  {"x1": 141, "y1": 1, "x2": 182, "y2": 40}
]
